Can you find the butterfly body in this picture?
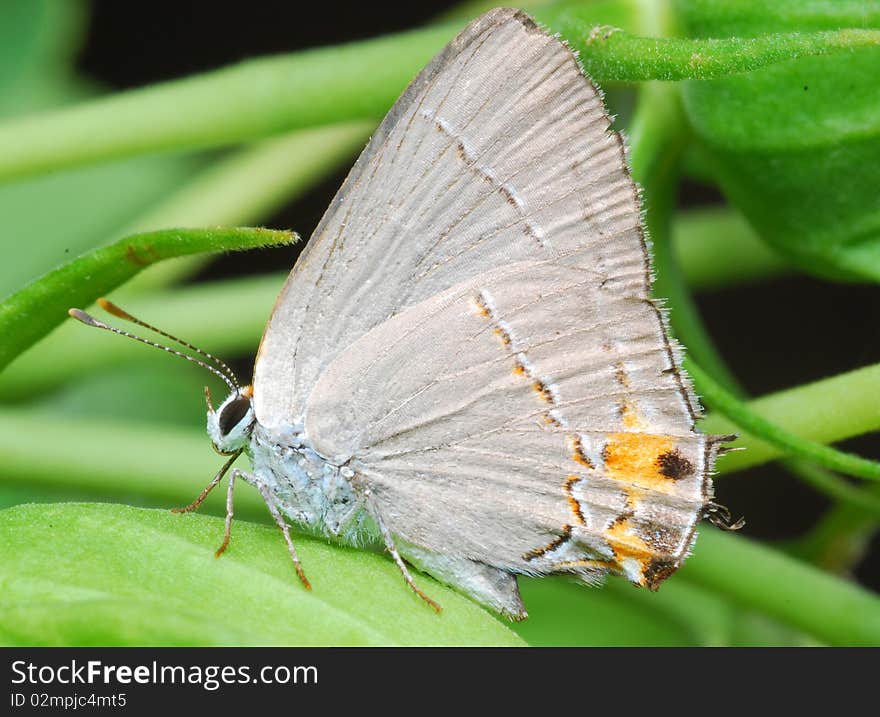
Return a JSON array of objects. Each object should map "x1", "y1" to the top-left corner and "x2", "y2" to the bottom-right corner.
[{"x1": 249, "y1": 421, "x2": 371, "y2": 544}]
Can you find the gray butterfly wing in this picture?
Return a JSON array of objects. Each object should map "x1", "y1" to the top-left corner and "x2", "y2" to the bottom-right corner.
[
  {"x1": 303, "y1": 260, "x2": 714, "y2": 588},
  {"x1": 254, "y1": 8, "x2": 648, "y2": 427},
  {"x1": 257, "y1": 8, "x2": 718, "y2": 589}
]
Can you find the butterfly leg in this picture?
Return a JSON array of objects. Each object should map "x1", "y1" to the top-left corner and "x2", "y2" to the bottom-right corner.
[
  {"x1": 247, "y1": 473, "x2": 312, "y2": 591},
  {"x1": 399, "y1": 543, "x2": 528, "y2": 621},
  {"x1": 171, "y1": 450, "x2": 241, "y2": 514},
  {"x1": 704, "y1": 501, "x2": 746, "y2": 531},
  {"x1": 359, "y1": 488, "x2": 442, "y2": 613},
  {"x1": 213, "y1": 465, "x2": 238, "y2": 558}
]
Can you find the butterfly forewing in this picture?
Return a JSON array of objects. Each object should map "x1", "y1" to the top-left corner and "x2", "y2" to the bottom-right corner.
[{"x1": 254, "y1": 9, "x2": 649, "y2": 426}]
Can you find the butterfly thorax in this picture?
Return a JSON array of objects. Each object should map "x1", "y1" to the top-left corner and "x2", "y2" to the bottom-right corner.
[{"x1": 248, "y1": 421, "x2": 374, "y2": 546}]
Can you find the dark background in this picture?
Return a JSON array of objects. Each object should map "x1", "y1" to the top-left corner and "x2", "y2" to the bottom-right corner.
[{"x1": 76, "y1": 1, "x2": 880, "y2": 588}]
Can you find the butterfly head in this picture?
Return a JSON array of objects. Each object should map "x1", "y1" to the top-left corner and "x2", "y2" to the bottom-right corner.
[
  {"x1": 206, "y1": 385, "x2": 255, "y2": 455},
  {"x1": 67, "y1": 299, "x2": 256, "y2": 455}
]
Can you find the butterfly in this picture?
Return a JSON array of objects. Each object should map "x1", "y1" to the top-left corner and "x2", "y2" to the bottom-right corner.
[{"x1": 71, "y1": 8, "x2": 740, "y2": 620}]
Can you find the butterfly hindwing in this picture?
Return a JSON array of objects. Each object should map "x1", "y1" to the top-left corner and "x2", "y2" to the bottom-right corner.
[{"x1": 304, "y1": 260, "x2": 713, "y2": 587}]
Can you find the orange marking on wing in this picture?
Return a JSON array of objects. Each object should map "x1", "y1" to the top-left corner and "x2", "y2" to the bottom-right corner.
[
  {"x1": 603, "y1": 429, "x2": 677, "y2": 495},
  {"x1": 614, "y1": 362, "x2": 631, "y2": 388},
  {"x1": 532, "y1": 380, "x2": 553, "y2": 402},
  {"x1": 605, "y1": 518, "x2": 654, "y2": 587},
  {"x1": 493, "y1": 327, "x2": 511, "y2": 346},
  {"x1": 569, "y1": 434, "x2": 594, "y2": 469},
  {"x1": 564, "y1": 475, "x2": 585, "y2": 525},
  {"x1": 621, "y1": 400, "x2": 646, "y2": 430},
  {"x1": 473, "y1": 297, "x2": 491, "y2": 318},
  {"x1": 623, "y1": 485, "x2": 645, "y2": 510}
]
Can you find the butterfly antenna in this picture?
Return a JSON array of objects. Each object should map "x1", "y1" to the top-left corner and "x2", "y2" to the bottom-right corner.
[
  {"x1": 96, "y1": 298, "x2": 240, "y2": 389},
  {"x1": 68, "y1": 308, "x2": 238, "y2": 393}
]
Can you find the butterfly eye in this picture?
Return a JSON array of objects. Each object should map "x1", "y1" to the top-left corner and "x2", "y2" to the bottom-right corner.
[{"x1": 218, "y1": 397, "x2": 252, "y2": 436}]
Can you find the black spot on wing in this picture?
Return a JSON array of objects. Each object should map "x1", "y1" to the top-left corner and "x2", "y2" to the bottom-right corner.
[{"x1": 656, "y1": 449, "x2": 694, "y2": 480}]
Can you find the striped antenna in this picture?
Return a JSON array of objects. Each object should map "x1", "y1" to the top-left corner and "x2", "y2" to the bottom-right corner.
[
  {"x1": 97, "y1": 298, "x2": 240, "y2": 389},
  {"x1": 68, "y1": 308, "x2": 238, "y2": 393}
]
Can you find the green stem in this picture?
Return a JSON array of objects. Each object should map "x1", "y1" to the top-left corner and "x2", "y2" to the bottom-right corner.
[
  {"x1": 701, "y1": 362, "x2": 880, "y2": 474},
  {"x1": 796, "y1": 489, "x2": 880, "y2": 574},
  {"x1": 0, "y1": 2, "x2": 875, "y2": 182},
  {"x1": 784, "y1": 461, "x2": 880, "y2": 523},
  {"x1": 121, "y1": 121, "x2": 372, "y2": 292},
  {"x1": 689, "y1": 358, "x2": 880, "y2": 520},
  {"x1": 681, "y1": 528, "x2": 880, "y2": 646},
  {"x1": 689, "y1": 360, "x2": 880, "y2": 483},
  {"x1": 673, "y1": 207, "x2": 791, "y2": 291},
  {"x1": 0, "y1": 23, "x2": 457, "y2": 183},
  {"x1": 0, "y1": 228, "x2": 295, "y2": 372},
  {"x1": 567, "y1": 25, "x2": 880, "y2": 81}
]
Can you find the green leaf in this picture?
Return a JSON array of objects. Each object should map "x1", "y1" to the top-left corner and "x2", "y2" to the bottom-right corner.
[
  {"x1": 678, "y1": 0, "x2": 880, "y2": 281},
  {"x1": 0, "y1": 503, "x2": 525, "y2": 646},
  {"x1": 0, "y1": 227, "x2": 296, "y2": 372},
  {"x1": 513, "y1": 575, "x2": 742, "y2": 646}
]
